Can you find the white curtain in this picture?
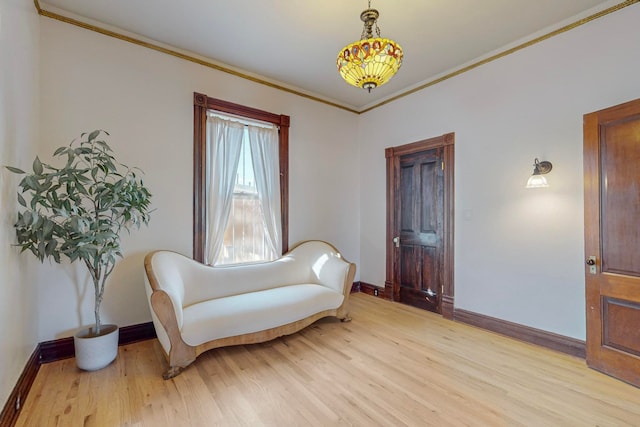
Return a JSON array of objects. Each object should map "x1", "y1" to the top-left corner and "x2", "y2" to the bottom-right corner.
[
  {"x1": 247, "y1": 125, "x2": 282, "y2": 259},
  {"x1": 205, "y1": 116, "x2": 244, "y2": 265}
]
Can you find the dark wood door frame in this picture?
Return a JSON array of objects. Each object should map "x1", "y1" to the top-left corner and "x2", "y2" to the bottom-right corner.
[{"x1": 385, "y1": 133, "x2": 455, "y2": 319}]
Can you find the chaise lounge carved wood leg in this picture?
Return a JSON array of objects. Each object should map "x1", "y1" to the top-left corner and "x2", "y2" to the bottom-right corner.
[
  {"x1": 163, "y1": 366, "x2": 186, "y2": 380},
  {"x1": 162, "y1": 360, "x2": 196, "y2": 380},
  {"x1": 163, "y1": 353, "x2": 196, "y2": 380},
  {"x1": 163, "y1": 343, "x2": 196, "y2": 380},
  {"x1": 151, "y1": 290, "x2": 197, "y2": 380},
  {"x1": 163, "y1": 345, "x2": 196, "y2": 380},
  {"x1": 337, "y1": 303, "x2": 352, "y2": 323}
]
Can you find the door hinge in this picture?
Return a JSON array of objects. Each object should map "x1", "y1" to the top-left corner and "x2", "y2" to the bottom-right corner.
[{"x1": 441, "y1": 161, "x2": 445, "y2": 170}]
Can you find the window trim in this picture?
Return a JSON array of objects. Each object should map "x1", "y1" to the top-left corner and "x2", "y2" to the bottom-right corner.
[{"x1": 193, "y1": 92, "x2": 290, "y2": 263}]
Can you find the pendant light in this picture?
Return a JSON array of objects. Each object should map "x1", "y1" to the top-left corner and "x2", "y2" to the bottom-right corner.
[{"x1": 336, "y1": 1, "x2": 404, "y2": 92}]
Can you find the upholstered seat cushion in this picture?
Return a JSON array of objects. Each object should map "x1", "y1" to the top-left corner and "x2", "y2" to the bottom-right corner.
[{"x1": 181, "y1": 283, "x2": 344, "y2": 346}]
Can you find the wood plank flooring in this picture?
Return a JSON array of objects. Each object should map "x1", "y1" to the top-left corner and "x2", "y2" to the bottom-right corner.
[{"x1": 15, "y1": 294, "x2": 640, "y2": 426}]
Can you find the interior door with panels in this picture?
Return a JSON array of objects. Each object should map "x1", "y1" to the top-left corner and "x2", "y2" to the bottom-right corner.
[
  {"x1": 584, "y1": 98, "x2": 640, "y2": 387},
  {"x1": 396, "y1": 148, "x2": 444, "y2": 313},
  {"x1": 386, "y1": 133, "x2": 455, "y2": 318}
]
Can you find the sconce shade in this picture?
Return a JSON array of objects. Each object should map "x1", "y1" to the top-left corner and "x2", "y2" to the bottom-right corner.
[
  {"x1": 526, "y1": 158, "x2": 552, "y2": 188},
  {"x1": 526, "y1": 174, "x2": 549, "y2": 188}
]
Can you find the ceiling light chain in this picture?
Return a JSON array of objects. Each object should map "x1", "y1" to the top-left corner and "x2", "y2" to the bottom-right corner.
[
  {"x1": 360, "y1": 6, "x2": 381, "y2": 39},
  {"x1": 337, "y1": 0, "x2": 404, "y2": 92}
]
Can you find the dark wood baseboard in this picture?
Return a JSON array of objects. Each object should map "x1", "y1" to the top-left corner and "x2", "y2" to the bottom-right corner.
[
  {"x1": 39, "y1": 321, "x2": 157, "y2": 363},
  {"x1": 357, "y1": 281, "x2": 388, "y2": 299},
  {"x1": 39, "y1": 337, "x2": 74, "y2": 363},
  {"x1": 0, "y1": 345, "x2": 41, "y2": 427},
  {"x1": 0, "y1": 322, "x2": 157, "y2": 427},
  {"x1": 117, "y1": 322, "x2": 157, "y2": 345},
  {"x1": 350, "y1": 282, "x2": 360, "y2": 293},
  {"x1": 454, "y1": 309, "x2": 586, "y2": 359},
  {"x1": 441, "y1": 295, "x2": 454, "y2": 320}
]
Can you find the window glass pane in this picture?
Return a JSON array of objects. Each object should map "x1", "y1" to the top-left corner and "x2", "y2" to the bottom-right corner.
[{"x1": 215, "y1": 131, "x2": 275, "y2": 265}]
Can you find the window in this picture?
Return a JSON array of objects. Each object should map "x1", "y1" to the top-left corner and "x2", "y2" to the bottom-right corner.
[
  {"x1": 193, "y1": 93, "x2": 290, "y2": 265},
  {"x1": 209, "y1": 114, "x2": 277, "y2": 265}
]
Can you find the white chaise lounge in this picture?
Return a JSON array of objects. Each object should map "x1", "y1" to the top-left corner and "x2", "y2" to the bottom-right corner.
[{"x1": 144, "y1": 240, "x2": 356, "y2": 379}]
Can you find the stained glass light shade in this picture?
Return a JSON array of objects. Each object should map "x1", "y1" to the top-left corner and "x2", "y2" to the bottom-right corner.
[
  {"x1": 337, "y1": 3, "x2": 403, "y2": 93},
  {"x1": 337, "y1": 38, "x2": 403, "y2": 92}
]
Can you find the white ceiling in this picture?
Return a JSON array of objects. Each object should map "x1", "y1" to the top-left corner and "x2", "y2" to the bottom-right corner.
[{"x1": 40, "y1": 0, "x2": 618, "y2": 112}]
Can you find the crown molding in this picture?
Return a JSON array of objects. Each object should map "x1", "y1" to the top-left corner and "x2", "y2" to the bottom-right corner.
[
  {"x1": 360, "y1": 0, "x2": 640, "y2": 113},
  {"x1": 33, "y1": 0, "x2": 359, "y2": 114},
  {"x1": 34, "y1": 0, "x2": 638, "y2": 115}
]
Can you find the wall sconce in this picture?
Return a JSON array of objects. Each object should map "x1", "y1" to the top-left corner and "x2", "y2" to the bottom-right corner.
[{"x1": 526, "y1": 158, "x2": 553, "y2": 188}]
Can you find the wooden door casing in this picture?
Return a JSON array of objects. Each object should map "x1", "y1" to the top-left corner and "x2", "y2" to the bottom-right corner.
[
  {"x1": 386, "y1": 133, "x2": 455, "y2": 319},
  {"x1": 584, "y1": 98, "x2": 640, "y2": 387}
]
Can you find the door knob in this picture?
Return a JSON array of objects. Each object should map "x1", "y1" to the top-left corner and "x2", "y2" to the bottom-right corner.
[
  {"x1": 586, "y1": 257, "x2": 596, "y2": 265},
  {"x1": 393, "y1": 236, "x2": 400, "y2": 248}
]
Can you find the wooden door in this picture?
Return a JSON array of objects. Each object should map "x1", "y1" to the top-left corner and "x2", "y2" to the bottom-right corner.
[
  {"x1": 584, "y1": 98, "x2": 640, "y2": 387},
  {"x1": 386, "y1": 134, "x2": 455, "y2": 318}
]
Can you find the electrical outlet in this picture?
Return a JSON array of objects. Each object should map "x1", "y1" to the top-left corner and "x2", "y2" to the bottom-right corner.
[{"x1": 374, "y1": 288, "x2": 379, "y2": 297}]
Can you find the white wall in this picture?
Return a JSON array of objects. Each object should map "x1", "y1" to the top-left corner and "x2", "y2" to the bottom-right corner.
[
  {"x1": 0, "y1": 0, "x2": 40, "y2": 409},
  {"x1": 37, "y1": 17, "x2": 360, "y2": 341},
  {"x1": 358, "y1": 4, "x2": 640, "y2": 340}
]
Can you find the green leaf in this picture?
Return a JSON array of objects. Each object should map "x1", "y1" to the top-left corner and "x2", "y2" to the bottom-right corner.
[
  {"x1": 76, "y1": 174, "x2": 92, "y2": 184},
  {"x1": 5, "y1": 166, "x2": 25, "y2": 174},
  {"x1": 53, "y1": 146, "x2": 67, "y2": 156},
  {"x1": 43, "y1": 220, "x2": 54, "y2": 239},
  {"x1": 37, "y1": 241, "x2": 45, "y2": 257},
  {"x1": 75, "y1": 183, "x2": 88, "y2": 195},
  {"x1": 45, "y1": 239, "x2": 58, "y2": 257},
  {"x1": 23, "y1": 176, "x2": 37, "y2": 191},
  {"x1": 22, "y1": 211, "x2": 32, "y2": 226},
  {"x1": 96, "y1": 140, "x2": 111, "y2": 151},
  {"x1": 65, "y1": 152, "x2": 75, "y2": 168},
  {"x1": 88, "y1": 130, "x2": 100, "y2": 141},
  {"x1": 33, "y1": 156, "x2": 43, "y2": 175},
  {"x1": 17, "y1": 193, "x2": 26, "y2": 207}
]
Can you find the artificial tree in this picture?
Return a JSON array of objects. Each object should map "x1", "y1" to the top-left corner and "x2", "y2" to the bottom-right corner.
[{"x1": 6, "y1": 130, "x2": 152, "y2": 335}]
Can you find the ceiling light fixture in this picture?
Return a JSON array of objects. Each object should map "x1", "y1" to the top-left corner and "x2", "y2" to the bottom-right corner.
[
  {"x1": 526, "y1": 158, "x2": 553, "y2": 188},
  {"x1": 336, "y1": 1, "x2": 404, "y2": 93}
]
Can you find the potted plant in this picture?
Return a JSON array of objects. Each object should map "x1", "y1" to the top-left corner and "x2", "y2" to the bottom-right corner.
[{"x1": 6, "y1": 130, "x2": 152, "y2": 370}]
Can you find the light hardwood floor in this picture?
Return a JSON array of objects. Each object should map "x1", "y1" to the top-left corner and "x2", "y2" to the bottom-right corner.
[{"x1": 16, "y1": 294, "x2": 640, "y2": 426}]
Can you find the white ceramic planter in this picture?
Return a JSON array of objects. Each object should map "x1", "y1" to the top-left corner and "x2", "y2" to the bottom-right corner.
[{"x1": 74, "y1": 324, "x2": 119, "y2": 371}]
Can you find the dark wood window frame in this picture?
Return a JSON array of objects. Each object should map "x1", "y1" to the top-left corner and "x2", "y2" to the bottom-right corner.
[{"x1": 193, "y1": 92, "x2": 290, "y2": 263}]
